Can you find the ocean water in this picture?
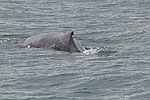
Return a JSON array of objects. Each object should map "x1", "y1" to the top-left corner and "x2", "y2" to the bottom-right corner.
[{"x1": 0, "y1": 0, "x2": 150, "y2": 100}]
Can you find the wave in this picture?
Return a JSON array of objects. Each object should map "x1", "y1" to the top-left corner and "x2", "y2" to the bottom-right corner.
[{"x1": 0, "y1": 34, "x2": 30, "y2": 44}]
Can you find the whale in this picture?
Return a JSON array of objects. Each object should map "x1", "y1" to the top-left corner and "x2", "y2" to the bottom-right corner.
[{"x1": 24, "y1": 32, "x2": 85, "y2": 52}]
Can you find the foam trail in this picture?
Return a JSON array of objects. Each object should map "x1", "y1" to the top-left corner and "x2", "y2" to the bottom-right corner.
[{"x1": 83, "y1": 47, "x2": 101, "y2": 55}]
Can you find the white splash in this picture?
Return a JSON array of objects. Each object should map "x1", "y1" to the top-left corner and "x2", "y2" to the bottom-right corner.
[
  {"x1": 83, "y1": 48, "x2": 100, "y2": 55},
  {"x1": 27, "y1": 45, "x2": 31, "y2": 48}
]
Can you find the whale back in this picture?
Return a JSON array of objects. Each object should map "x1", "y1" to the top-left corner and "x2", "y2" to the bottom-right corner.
[{"x1": 24, "y1": 32, "x2": 85, "y2": 52}]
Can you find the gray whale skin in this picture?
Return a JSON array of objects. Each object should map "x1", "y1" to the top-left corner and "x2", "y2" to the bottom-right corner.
[{"x1": 24, "y1": 32, "x2": 85, "y2": 52}]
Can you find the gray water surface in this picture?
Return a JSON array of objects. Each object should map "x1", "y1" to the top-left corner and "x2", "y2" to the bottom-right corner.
[{"x1": 0, "y1": 0, "x2": 150, "y2": 100}]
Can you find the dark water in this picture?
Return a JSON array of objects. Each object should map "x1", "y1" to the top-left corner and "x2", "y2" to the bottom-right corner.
[{"x1": 1, "y1": 0, "x2": 150, "y2": 100}]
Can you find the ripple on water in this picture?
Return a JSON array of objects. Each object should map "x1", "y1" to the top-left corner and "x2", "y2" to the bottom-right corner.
[{"x1": 1, "y1": 0, "x2": 150, "y2": 100}]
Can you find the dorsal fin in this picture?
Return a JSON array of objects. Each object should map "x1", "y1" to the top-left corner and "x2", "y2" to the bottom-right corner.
[
  {"x1": 71, "y1": 31, "x2": 74, "y2": 36},
  {"x1": 68, "y1": 31, "x2": 74, "y2": 37},
  {"x1": 66, "y1": 31, "x2": 74, "y2": 40}
]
